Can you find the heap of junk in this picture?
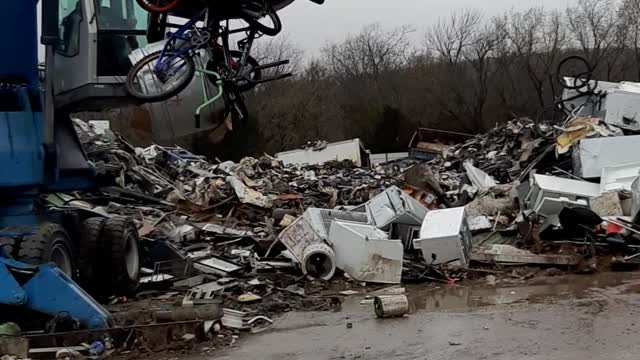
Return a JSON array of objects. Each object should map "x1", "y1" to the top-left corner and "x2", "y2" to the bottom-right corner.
[{"x1": 7, "y1": 75, "x2": 640, "y2": 358}]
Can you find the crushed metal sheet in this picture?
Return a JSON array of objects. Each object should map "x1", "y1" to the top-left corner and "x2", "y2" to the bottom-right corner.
[
  {"x1": 185, "y1": 280, "x2": 239, "y2": 300},
  {"x1": 195, "y1": 257, "x2": 242, "y2": 275},
  {"x1": 227, "y1": 176, "x2": 273, "y2": 208}
]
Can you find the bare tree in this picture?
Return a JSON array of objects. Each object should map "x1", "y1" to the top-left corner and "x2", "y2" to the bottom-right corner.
[
  {"x1": 503, "y1": 7, "x2": 567, "y2": 107},
  {"x1": 251, "y1": 35, "x2": 305, "y2": 77},
  {"x1": 425, "y1": 9, "x2": 483, "y2": 64},
  {"x1": 322, "y1": 23, "x2": 414, "y2": 81},
  {"x1": 566, "y1": 0, "x2": 626, "y2": 78},
  {"x1": 222, "y1": 3, "x2": 640, "y2": 159},
  {"x1": 468, "y1": 20, "x2": 507, "y2": 127},
  {"x1": 620, "y1": 0, "x2": 640, "y2": 80},
  {"x1": 421, "y1": 10, "x2": 505, "y2": 131}
]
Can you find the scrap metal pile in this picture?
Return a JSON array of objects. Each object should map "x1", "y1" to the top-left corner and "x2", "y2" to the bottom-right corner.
[
  {"x1": 74, "y1": 119, "x2": 403, "y2": 227},
  {"x1": 48, "y1": 91, "x2": 640, "y2": 354},
  {"x1": 69, "y1": 121, "x2": 411, "y2": 322},
  {"x1": 72, "y1": 106, "x2": 640, "y2": 289}
]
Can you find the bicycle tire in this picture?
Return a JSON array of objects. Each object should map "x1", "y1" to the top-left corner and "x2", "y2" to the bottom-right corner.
[
  {"x1": 557, "y1": 55, "x2": 592, "y2": 90},
  {"x1": 126, "y1": 50, "x2": 195, "y2": 102},
  {"x1": 136, "y1": 0, "x2": 180, "y2": 13},
  {"x1": 240, "y1": 4, "x2": 282, "y2": 36},
  {"x1": 207, "y1": 50, "x2": 262, "y2": 92}
]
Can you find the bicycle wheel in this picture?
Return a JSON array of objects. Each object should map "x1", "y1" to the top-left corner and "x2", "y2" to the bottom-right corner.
[
  {"x1": 207, "y1": 50, "x2": 262, "y2": 92},
  {"x1": 224, "y1": 85, "x2": 249, "y2": 129},
  {"x1": 126, "y1": 51, "x2": 195, "y2": 102},
  {"x1": 136, "y1": 0, "x2": 180, "y2": 13},
  {"x1": 240, "y1": 3, "x2": 282, "y2": 36},
  {"x1": 557, "y1": 56, "x2": 592, "y2": 90}
]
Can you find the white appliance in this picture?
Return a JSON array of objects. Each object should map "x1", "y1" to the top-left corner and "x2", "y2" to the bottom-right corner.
[
  {"x1": 358, "y1": 186, "x2": 428, "y2": 230},
  {"x1": 414, "y1": 207, "x2": 472, "y2": 266}
]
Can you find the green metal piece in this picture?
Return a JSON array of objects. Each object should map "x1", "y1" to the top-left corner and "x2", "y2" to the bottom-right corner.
[
  {"x1": 195, "y1": 68, "x2": 223, "y2": 117},
  {"x1": 0, "y1": 322, "x2": 21, "y2": 336}
]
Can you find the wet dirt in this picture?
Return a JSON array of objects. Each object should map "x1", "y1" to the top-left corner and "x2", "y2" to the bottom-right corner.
[{"x1": 198, "y1": 272, "x2": 640, "y2": 360}]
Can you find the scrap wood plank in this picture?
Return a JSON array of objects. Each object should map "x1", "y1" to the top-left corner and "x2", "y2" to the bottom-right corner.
[
  {"x1": 470, "y1": 252, "x2": 580, "y2": 266},
  {"x1": 276, "y1": 194, "x2": 304, "y2": 201},
  {"x1": 26, "y1": 320, "x2": 204, "y2": 350}
]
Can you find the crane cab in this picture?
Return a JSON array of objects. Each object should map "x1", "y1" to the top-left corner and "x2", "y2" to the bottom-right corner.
[{"x1": 53, "y1": 0, "x2": 148, "y2": 111}]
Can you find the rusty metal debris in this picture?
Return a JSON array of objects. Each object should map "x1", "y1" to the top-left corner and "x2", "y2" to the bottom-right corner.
[{"x1": 27, "y1": 105, "x2": 640, "y2": 357}]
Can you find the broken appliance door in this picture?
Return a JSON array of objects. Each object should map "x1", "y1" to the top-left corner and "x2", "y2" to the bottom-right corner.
[
  {"x1": 603, "y1": 87, "x2": 640, "y2": 131},
  {"x1": 414, "y1": 207, "x2": 472, "y2": 266},
  {"x1": 573, "y1": 135, "x2": 640, "y2": 179},
  {"x1": 600, "y1": 163, "x2": 640, "y2": 193},
  {"x1": 523, "y1": 173, "x2": 600, "y2": 230},
  {"x1": 362, "y1": 186, "x2": 428, "y2": 230},
  {"x1": 329, "y1": 221, "x2": 403, "y2": 284},
  {"x1": 302, "y1": 208, "x2": 369, "y2": 240},
  {"x1": 524, "y1": 173, "x2": 600, "y2": 210}
]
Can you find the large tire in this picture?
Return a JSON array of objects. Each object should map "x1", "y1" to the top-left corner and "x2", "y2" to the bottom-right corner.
[
  {"x1": 77, "y1": 217, "x2": 106, "y2": 292},
  {"x1": 126, "y1": 51, "x2": 196, "y2": 103},
  {"x1": 17, "y1": 223, "x2": 75, "y2": 278},
  {"x1": 102, "y1": 217, "x2": 141, "y2": 295},
  {"x1": 240, "y1": 3, "x2": 282, "y2": 36},
  {"x1": 136, "y1": 0, "x2": 180, "y2": 14},
  {"x1": 0, "y1": 237, "x2": 17, "y2": 258}
]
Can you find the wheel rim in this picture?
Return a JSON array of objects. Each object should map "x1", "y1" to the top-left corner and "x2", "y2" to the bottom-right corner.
[
  {"x1": 124, "y1": 233, "x2": 140, "y2": 279},
  {"x1": 50, "y1": 242, "x2": 73, "y2": 277},
  {"x1": 130, "y1": 55, "x2": 191, "y2": 99},
  {"x1": 140, "y1": 0, "x2": 178, "y2": 12},
  {"x1": 253, "y1": 12, "x2": 280, "y2": 34}
]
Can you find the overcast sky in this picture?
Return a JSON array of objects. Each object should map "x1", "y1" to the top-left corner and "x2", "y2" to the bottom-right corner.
[{"x1": 275, "y1": 0, "x2": 574, "y2": 57}]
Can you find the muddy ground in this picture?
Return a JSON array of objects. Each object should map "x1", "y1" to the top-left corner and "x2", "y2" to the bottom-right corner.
[{"x1": 185, "y1": 272, "x2": 640, "y2": 360}]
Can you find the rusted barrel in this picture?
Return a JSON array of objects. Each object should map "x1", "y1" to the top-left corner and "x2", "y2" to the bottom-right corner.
[{"x1": 374, "y1": 295, "x2": 409, "y2": 318}]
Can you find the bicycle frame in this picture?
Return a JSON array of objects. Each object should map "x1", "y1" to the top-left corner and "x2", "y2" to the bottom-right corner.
[
  {"x1": 215, "y1": 20, "x2": 258, "y2": 87},
  {"x1": 153, "y1": 9, "x2": 207, "y2": 80},
  {"x1": 142, "y1": 7, "x2": 292, "y2": 129}
]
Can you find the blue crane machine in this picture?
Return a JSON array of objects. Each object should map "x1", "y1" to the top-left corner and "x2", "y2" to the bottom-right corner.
[{"x1": 0, "y1": 0, "x2": 147, "y2": 329}]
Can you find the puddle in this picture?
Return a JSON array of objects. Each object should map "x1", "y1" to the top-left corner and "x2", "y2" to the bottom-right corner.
[
  {"x1": 343, "y1": 272, "x2": 640, "y2": 314},
  {"x1": 407, "y1": 272, "x2": 640, "y2": 312}
]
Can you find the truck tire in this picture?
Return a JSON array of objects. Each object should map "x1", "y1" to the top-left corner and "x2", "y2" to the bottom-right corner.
[
  {"x1": 0, "y1": 237, "x2": 17, "y2": 258},
  {"x1": 77, "y1": 217, "x2": 106, "y2": 292},
  {"x1": 102, "y1": 217, "x2": 141, "y2": 295},
  {"x1": 17, "y1": 223, "x2": 75, "y2": 278}
]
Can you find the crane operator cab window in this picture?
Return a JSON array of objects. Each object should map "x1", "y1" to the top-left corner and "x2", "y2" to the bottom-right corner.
[
  {"x1": 58, "y1": 0, "x2": 148, "y2": 76},
  {"x1": 96, "y1": 0, "x2": 148, "y2": 76},
  {"x1": 58, "y1": 0, "x2": 82, "y2": 57}
]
